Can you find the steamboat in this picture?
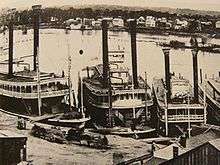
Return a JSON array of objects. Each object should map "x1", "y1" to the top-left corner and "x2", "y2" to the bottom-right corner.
[
  {"x1": 0, "y1": 5, "x2": 87, "y2": 128},
  {"x1": 199, "y1": 75, "x2": 220, "y2": 125},
  {"x1": 153, "y1": 48, "x2": 206, "y2": 136},
  {"x1": 82, "y1": 20, "x2": 153, "y2": 128}
]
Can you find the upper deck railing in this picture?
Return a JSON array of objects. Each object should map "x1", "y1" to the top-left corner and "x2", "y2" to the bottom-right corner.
[
  {"x1": 0, "y1": 77, "x2": 67, "y2": 86},
  {"x1": 0, "y1": 88, "x2": 69, "y2": 99},
  {"x1": 165, "y1": 114, "x2": 204, "y2": 123},
  {"x1": 85, "y1": 82, "x2": 147, "y2": 96}
]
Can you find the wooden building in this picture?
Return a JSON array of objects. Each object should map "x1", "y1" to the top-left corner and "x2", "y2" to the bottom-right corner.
[
  {"x1": 160, "y1": 138, "x2": 220, "y2": 165},
  {"x1": 0, "y1": 130, "x2": 27, "y2": 165}
]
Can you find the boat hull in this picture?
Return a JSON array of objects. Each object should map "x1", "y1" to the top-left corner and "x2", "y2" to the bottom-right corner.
[
  {"x1": 84, "y1": 99, "x2": 153, "y2": 127},
  {"x1": 0, "y1": 94, "x2": 67, "y2": 116},
  {"x1": 47, "y1": 117, "x2": 90, "y2": 129},
  {"x1": 199, "y1": 83, "x2": 220, "y2": 125},
  {"x1": 93, "y1": 125, "x2": 157, "y2": 139}
]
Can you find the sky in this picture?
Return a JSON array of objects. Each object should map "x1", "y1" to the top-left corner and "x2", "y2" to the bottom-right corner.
[{"x1": 0, "y1": 0, "x2": 220, "y2": 12}]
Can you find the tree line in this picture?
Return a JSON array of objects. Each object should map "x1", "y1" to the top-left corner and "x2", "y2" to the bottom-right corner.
[{"x1": 1, "y1": 7, "x2": 219, "y2": 26}]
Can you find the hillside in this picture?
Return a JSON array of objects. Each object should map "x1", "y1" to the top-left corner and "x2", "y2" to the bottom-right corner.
[{"x1": 60, "y1": 4, "x2": 220, "y2": 17}]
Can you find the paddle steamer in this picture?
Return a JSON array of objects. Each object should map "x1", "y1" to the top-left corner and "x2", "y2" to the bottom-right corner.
[
  {"x1": 0, "y1": 6, "x2": 71, "y2": 117},
  {"x1": 153, "y1": 48, "x2": 206, "y2": 136},
  {"x1": 199, "y1": 75, "x2": 220, "y2": 125},
  {"x1": 82, "y1": 20, "x2": 153, "y2": 127}
]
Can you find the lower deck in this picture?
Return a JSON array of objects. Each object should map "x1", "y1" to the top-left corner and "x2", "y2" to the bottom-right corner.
[
  {"x1": 0, "y1": 94, "x2": 69, "y2": 116},
  {"x1": 85, "y1": 101, "x2": 152, "y2": 127},
  {"x1": 82, "y1": 81, "x2": 153, "y2": 127}
]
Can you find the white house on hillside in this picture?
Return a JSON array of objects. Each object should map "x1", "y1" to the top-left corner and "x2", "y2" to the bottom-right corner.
[
  {"x1": 137, "y1": 16, "x2": 146, "y2": 26},
  {"x1": 112, "y1": 17, "x2": 124, "y2": 27},
  {"x1": 174, "y1": 19, "x2": 188, "y2": 30},
  {"x1": 145, "y1": 16, "x2": 156, "y2": 28}
]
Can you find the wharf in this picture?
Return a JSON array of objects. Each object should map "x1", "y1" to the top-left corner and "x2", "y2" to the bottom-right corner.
[{"x1": 0, "y1": 111, "x2": 152, "y2": 165}]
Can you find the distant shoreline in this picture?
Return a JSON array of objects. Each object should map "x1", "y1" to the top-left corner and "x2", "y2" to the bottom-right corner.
[{"x1": 1, "y1": 25, "x2": 219, "y2": 39}]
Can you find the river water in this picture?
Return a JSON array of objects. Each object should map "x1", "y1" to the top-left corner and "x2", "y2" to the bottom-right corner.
[{"x1": 0, "y1": 29, "x2": 220, "y2": 95}]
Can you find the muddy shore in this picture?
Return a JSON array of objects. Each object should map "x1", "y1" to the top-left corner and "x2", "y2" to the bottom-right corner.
[{"x1": 0, "y1": 111, "x2": 152, "y2": 165}]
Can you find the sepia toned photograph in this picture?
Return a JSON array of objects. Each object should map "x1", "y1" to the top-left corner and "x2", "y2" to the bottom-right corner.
[{"x1": 0, "y1": 0, "x2": 220, "y2": 164}]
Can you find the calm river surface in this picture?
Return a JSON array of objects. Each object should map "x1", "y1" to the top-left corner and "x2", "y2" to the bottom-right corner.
[{"x1": 0, "y1": 29, "x2": 220, "y2": 95}]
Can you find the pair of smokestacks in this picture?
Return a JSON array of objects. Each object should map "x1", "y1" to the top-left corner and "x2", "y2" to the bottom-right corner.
[
  {"x1": 102, "y1": 19, "x2": 138, "y2": 88},
  {"x1": 163, "y1": 48, "x2": 199, "y2": 103},
  {"x1": 8, "y1": 5, "x2": 41, "y2": 77}
]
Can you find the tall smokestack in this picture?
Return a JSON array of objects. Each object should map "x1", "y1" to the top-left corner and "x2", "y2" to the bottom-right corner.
[
  {"x1": 8, "y1": 22, "x2": 13, "y2": 77},
  {"x1": 32, "y1": 5, "x2": 41, "y2": 71},
  {"x1": 7, "y1": 8, "x2": 16, "y2": 78},
  {"x1": 102, "y1": 20, "x2": 109, "y2": 87},
  {"x1": 192, "y1": 49, "x2": 199, "y2": 103},
  {"x1": 163, "y1": 48, "x2": 171, "y2": 102},
  {"x1": 129, "y1": 20, "x2": 138, "y2": 89}
]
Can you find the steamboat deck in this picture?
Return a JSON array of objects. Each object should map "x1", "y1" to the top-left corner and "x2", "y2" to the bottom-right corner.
[
  {"x1": 199, "y1": 77, "x2": 220, "y2": 124},
  {"x1": 153, "y1": 77, "x2": 205, "y2": 136}
]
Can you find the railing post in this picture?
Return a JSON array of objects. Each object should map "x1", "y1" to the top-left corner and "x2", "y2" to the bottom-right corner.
[
  {"x1": 213, "y1": 88, "x2": 216, "y2": 100},
  {"x1": 164, "y1": 90, "x2": 168, "y2": 136}
]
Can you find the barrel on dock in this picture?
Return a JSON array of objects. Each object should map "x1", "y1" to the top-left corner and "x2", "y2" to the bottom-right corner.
[{"x1": 0, "y1": 130, "x2": 27, "y2": 165}]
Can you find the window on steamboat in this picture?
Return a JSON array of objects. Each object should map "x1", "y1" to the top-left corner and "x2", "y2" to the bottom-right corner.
[
  {"x1": 17, "y1": 86, "x2": 20, "y2": 92},
  {"x1": 21, "y1": 86, "x2": 25, "y2": 93},
  {"x1": 26, "y1": 86, "x2": 31, "y2": 93},
  {"x1": 13, "y1": 86, "x2": 16, "y2": 91},
  {"x1": 33, "y1": 85, "x2": 37, "y2": 92},
  {"x1": 120, "y1": 95, "x2": 124, "y2": 100}
]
